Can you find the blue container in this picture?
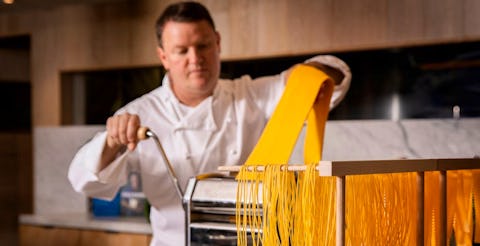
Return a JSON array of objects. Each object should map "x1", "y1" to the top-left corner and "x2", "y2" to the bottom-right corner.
[{"x1": 91, "y1": 192, "x2": 121, "y2": 217}]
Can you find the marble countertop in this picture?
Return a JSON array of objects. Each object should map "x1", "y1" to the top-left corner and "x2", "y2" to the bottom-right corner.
[{"x1": 19, "y1": 213, "x2": 152, "y2": 235}]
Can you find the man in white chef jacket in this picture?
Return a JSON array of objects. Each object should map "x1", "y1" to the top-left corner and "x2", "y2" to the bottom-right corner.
[{"x1": 68, "y1": 1, "x2": 351, "y2": 245}]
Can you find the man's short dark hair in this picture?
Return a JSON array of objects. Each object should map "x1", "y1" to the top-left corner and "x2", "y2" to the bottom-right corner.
[{"x1": 155, "y1": 1, "x2": 216, "y2": 48}]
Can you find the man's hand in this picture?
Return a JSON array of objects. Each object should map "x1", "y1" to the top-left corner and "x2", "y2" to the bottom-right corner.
[
  {"x1": 285, "y1": 62, "x2": 344, "y2": 86},
  {"x1": 100, "y1": 113, "x2": 141, "y2": 170},
  {"x1": 285, "y1": 57, "x2": 351, "y2": 110},
  {"x1": 304, "y1": 61, "x2": 345, "y2": 86},
  {"x1": 106, "y1": 113, "x2": 141, "y2": 151}
]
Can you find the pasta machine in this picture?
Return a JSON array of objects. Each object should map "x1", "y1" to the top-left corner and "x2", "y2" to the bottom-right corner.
[{"x1": 138, "y1": 127, "x2": 254, "y2": 245}]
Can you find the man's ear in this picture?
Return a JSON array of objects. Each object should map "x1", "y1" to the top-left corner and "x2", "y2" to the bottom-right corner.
[
  {"x1": 156, "y1": 47, "x2": 169, "y2": 70},
  {"x1": 215, "y1": 31, "x2": 221, "y2": 53}
]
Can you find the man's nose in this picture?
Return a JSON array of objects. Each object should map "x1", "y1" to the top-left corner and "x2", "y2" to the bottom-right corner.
[{"x1": 188, "y1": 48, "x2": 203, "y2": 64}]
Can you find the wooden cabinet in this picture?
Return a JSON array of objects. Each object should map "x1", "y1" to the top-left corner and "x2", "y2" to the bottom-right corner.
[{"x1": 19, "y1": 225, "x2": 151, "y2": 246}]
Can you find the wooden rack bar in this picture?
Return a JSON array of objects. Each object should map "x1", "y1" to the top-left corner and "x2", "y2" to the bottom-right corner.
[{"x1": 218, "y1": 158, "x2": 480, "y2": 176}]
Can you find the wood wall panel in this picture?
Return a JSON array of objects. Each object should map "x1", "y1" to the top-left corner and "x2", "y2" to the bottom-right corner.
[
  {"x1": 57, "y1": 5, "x2": 96, "y2": 70},
  {"x1": 58, "y1": 1, "x2": 164, "y2": 70},
  {"x1": 286, "y1": 0, "x2": 333, "y2": 54},
  {"x1": 331, "y1": 0, "x2": 388, "y2": 49},
  {"x1": 126, "y1": 1, "x2": 163, "y2": 66},
  {"x1": 0, "y1": 49, "x2": 30, "y2": 81},
  {"x1": 30, "y1": 11, "x2": 61, "y2": 126},
  {"x1": 0, "y1": 132, "x2": 32, "y2": 246},
  {"x1": 15, "y1": 132, "x2": 33, "y2": 214},
  {"x1": 0, "y1": 137, "x2": 19, "y2": 245},
  {"x1": 257, "y1": 0, "x2": 288, "y2": 55},
  {"x1": 208, "y1": 0, "x2": 232, "y2": 59},
  {"x1": 223, "y1": 0, "x2": 260, "y2": 58},
  {"x1": 423, "y1": 0, "x2": 464, "y2": 41},
  {"x1": 387, "y1": 0, "x2": 424, "y2": 45},
  {"x1": 1, "y1": 0, "x2": 480, "y2": 126},
  {"x1": 90, "y1": 3, "x2": 132, "y2": 67},
  {"x1": 0, "y1": 12, "x2": 28, "y2": 36},
  {"x1": 465, "y1": 0, "x2": 480, "y2": 38}
]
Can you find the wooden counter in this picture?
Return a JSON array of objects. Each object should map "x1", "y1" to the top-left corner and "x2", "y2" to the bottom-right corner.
[{"x1": 19, "y1": 213, "x2": 152, "y2": 246}]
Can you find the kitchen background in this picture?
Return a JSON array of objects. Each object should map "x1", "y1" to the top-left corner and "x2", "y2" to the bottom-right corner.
[{"x1": 1, "y1": 0, "x2": 480, "y2": 245}]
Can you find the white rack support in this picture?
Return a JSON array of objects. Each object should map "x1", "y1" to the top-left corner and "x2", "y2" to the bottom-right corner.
[{"x1": 336, "y1": 176, "x2": 345, "y2": 246}]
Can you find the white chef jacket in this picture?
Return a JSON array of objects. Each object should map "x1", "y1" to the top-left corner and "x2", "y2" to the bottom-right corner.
[{"x1": 68, "y1": 55, "x2": 351, "y2": 246}]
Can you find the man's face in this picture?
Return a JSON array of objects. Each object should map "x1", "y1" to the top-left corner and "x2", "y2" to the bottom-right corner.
[{"x1": 157, "y1": 20, "x2": 221, "y2": 106}]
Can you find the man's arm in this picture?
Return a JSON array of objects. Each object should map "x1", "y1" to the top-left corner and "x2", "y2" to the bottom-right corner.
[
  {"x1": 68, "y1": 130, "x2": 129, "y2": 200},
  {"x1": 68, "y1": 112, "x2": 142, "y2": 199}
]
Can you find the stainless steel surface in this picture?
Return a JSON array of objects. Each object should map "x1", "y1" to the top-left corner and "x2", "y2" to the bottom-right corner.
[
  {"x1": 191, "y1": 178, "x2": 238, "y2": 204},
  {"x1": 184, "y1": 176, "x2": 258, "y2": 246}
]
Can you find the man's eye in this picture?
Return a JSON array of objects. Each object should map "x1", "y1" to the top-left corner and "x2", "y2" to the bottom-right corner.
[
  {"x1": 175, "y1": 49, "x2": 187, "y2": 55},
  {"x1": 198, "y1": 44, "x2": 208, "y2": 50}
]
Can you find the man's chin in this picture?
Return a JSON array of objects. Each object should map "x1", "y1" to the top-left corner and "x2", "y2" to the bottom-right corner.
[
  {"x1": 190, "y1": 75, "x2": 213, "y2": 85},
  {"x1": 191, "y1": 79, "x2": 216, "y2": 92}
]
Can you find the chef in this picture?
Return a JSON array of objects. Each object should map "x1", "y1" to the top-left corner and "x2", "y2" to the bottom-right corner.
[{"x1": 68, "y1": 1, "x2": 351, "y2": 245}]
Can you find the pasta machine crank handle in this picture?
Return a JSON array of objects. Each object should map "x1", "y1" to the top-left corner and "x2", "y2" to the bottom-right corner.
[{"x1": 137, "y1": 126, "x2": 184, "y2": 200}]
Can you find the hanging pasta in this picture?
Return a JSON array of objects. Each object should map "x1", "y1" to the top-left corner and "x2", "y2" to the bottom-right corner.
[
  {"x1": 236, "y1": 64, "x2": 335, "y2": 245},
  {"x1": 234, "y1": 64, "x2": 480, "y2": 246},
  {"x1": 473, "y1": 170, "x2": 480, "y2": 243},
  {"x1": 446, "y1": 169, "x2": 480, "y2": 245},
  {"x1": 345, "y1": 172, "x2": 418, "y2": 245},
  {"x1": 424, "y1": 171, "x2": 442, "y2": 245}
]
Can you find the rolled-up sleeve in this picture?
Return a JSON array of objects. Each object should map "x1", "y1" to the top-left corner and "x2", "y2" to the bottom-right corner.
[{"x1": 68, "y1": 131, "x2": 129, "y2": 200}]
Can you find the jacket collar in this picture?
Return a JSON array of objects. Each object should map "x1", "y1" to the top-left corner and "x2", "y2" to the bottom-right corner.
[{"x1": 159, "y1": 74, "x2": 218, "y2": 132}]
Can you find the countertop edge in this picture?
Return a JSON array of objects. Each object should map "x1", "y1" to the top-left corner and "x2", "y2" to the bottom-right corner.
[{"x1": 19, "y1": 213, "x2": 153, "y2": 235}]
